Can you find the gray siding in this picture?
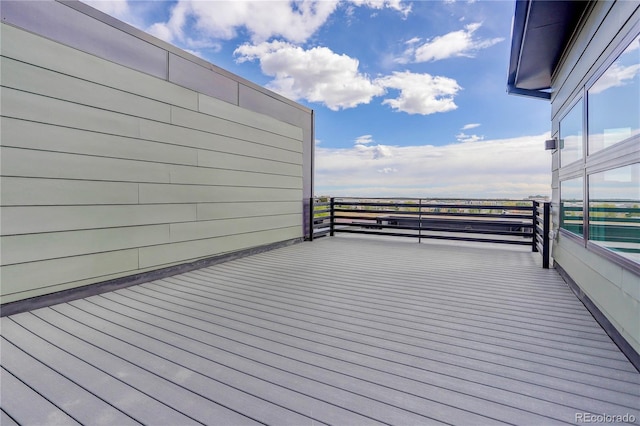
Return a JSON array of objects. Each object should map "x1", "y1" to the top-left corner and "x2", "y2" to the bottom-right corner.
[
  {"x1": 0, "y1": 17, "x2": 306, "y2": 304},
  {"x1": 549, "y1": 1, "x2": 640, "y2": 354}
]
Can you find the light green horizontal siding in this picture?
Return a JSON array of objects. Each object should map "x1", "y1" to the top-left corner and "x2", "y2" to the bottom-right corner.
[
  {"x1": 1, "y1": 23, "x2": 199, "y2": 110},
  {"x1": 1, "y1": 205, "x2": 197, "y2": 235},
  {"x1": 2, "y1": 117, "x2": 199, "y2": 166},
  {"x1": 0, "y1": 177, "x2": 139, "y2": 206},
  {"x1": 139, "y1": 227, "x2": 301, "y2": 269},
  {"x1": 196, "y1": 202, "x2": 302, "y2": 221},
  {"x1": 0, "y1": 21, "x2": 306, "y2": 304}
]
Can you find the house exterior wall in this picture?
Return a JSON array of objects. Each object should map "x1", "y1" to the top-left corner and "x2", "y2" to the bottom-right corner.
[
  {"x1": 0, "y1": 1, "x2": 312, "y2": 305},
  {"x1": 549, "y1": 1, "x2": 640, "y2": 354}
]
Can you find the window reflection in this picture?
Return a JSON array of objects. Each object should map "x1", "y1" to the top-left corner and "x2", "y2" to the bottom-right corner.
[
  {"x1": 588, "y1": 34, "x2": 640, "y2": 154},
  {"x1": 559, "y1": 99, "x2": 583, "y2": 165},
  {"x1": 560, "y1": 177, "x2": 584, "y2": 237},
  {"x1": 589, "y1": 163, "x2": 640, "y2": 263}
]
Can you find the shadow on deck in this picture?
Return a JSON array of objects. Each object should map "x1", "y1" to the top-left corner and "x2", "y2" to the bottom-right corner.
[{"x1": 2, "y1": 235, "x2": 639, "y2": 425}]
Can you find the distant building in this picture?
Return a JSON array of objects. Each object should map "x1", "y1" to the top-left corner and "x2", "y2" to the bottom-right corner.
[{"x1": 508, "y1": 0, "x2": 639, "y2": 366}]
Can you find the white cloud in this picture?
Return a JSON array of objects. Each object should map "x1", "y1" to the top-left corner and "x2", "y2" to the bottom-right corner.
[
  {"x1": 376, "y1": 71, "x2": 461, "y2": 115},
  {"x1": 315, "y1": 133, "x2": 552, "y2": 198},
  {"x1": 462, "y1": 123, "x2": 480, "y2": 130},
  {"x1": 235, "y1": 41, "x2": 385, "y2": 110},
  {"x1": 589, "y1": 63, "x2": 640, "y2": 95},
  {"x1": 347, "y1": 0, "x2": 412, "y2": 17},
  {"x1": 146, "y1": 0, "x2": 411, "y2": 48},
  {"x1": 405, "y1": 23, "x2": 503, "y2": 63},
  {"x1": 456, "y1": 132, "x2": 484, "y2": 143},
  {"x1": 355, "y1": 135, "x2": 375, "y2": 144},
  {"x1": 148, "y1": 1, "x2": 339, "y2": 45}
]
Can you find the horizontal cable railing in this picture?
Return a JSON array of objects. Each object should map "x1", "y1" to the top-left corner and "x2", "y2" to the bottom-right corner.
[{"x1": 309, "y1": 197, "x2": 552, "y2": 268}]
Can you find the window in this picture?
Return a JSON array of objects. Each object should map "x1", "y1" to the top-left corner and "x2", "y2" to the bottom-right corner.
[
  {"x1": 588, "y1": 34, "x2": 640, "y2": 155},
  {"x1": 560, "y1": 177, "x2": 584, "y2": 238},
  {"x1": 559, "y1": 99, "x2": 583, "y2": 166},
  {"x1": 589, "y1": 164, "x2": 640, "y2": 264}
]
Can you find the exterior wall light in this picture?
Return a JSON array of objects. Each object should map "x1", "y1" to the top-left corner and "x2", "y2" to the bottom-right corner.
[{"x1": 545, "y1": 137, "x2": 558, "y2": 150}]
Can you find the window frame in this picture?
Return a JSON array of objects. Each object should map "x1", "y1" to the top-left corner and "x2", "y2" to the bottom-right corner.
[{"x1": 557, "y1": 26, "x2": 640, "y2": 274}]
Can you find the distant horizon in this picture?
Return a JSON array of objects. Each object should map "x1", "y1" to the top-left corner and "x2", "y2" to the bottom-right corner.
[{"x1": 85, "y1": 0, "x2": 554, "y2": 199}]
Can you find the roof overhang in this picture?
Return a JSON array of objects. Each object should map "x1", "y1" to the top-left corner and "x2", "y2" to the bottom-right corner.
[{"x1": 507, "y1": 0, "x2": 590, "y2": 100}]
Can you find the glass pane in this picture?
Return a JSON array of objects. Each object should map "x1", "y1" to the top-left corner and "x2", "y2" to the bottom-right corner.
[
  {"x1": 559, "y1": 99, "x2": 583, "y2": 165},
  {"x1": 589, "y1": 163, "x2": 640, "y2": 264},
  {"x1": 588, "y1": 34, "x2": 640, "y2": 155},
  {"x1": 560, "y1": 177, "x2": 584, "y2": 237}
]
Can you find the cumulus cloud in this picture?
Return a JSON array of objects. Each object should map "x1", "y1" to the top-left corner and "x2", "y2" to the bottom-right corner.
[
  {"x1": 235, "y1": 41, "x2": 385, "y2": 110},
  {"x1": 376, "y1": 71, "x2": 461, "y2": 115},
  {"x1": 400, "y1": 22, "x2": 504, "y2": 63},
  {"x1": 236, "y1": 43, "x2": 460, "y2": 114},
  {"x1": 315, "y1": 133, "x2": 552, "y2": 198},
  {"x1": 146, "y1": 0, "x2": 410, "y2": 47},
  {"x1": 148, "y1": 0, "x2": 339, "y2": 45}
]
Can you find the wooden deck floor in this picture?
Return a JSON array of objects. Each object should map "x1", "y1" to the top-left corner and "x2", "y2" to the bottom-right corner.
[{"x1": 2, "y1": 235, "x2": 639, "y2": 425}]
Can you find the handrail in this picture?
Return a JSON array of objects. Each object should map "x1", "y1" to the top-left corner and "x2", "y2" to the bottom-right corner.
[{"x1": 309, "y1": 197, "x2": 552, "y2": 268}]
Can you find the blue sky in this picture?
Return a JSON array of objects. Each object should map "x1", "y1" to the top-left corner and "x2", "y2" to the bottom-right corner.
[{"x1": 86, "y1": 0, "x2": 554, "y2": 198}]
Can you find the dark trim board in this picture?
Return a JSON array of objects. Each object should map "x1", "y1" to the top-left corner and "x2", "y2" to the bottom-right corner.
[
  {"x1": 0, "y1": 238, "x2": 302, "y2": 318},
  {"x1": 555, "y1": 262, "x2": 640, "y2": 372}
]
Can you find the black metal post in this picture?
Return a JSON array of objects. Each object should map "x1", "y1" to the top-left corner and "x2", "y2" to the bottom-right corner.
[
  {"x1": 418, "y1": 198, "x2": 422, "y2": 244},
  {"x1": 308, "y1": 197, "x2": 315, "y2": 241},
  {"x1": 542, "y1": 202, "x2": 551, "y2": 268},
  {"x1": 330, "y1": 197, "x2": 335, "y2": 237},
  {"x1": 532, "y1": 201, "x2": 539, "y2": 252}
]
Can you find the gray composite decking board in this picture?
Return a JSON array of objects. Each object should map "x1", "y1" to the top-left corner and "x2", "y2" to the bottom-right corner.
[
  {"x1": 0, "y1": 366, "x2": 81, "y2": 426},
  {"x1": 0, "y1": 337, "x2": 140, "y2": 426},
  {"x1": 89, "y1": 284, "x2": 638, "y2": 420},
  {"x1": 1, "y1": 317, "x2": 204, "y2": 426},
  {"x1": 1, "y1": 409, "x2": 20, "y2": 426},
  {"x1": 2, "y1": 236, "x2": 639, "y2": 426},
  {"x1": 183, "y1": 263, "x2": 617, "y2": 353},
  {"x1": 114, "y1": 277, "x2": 640, "y2": 413},
  {"x1": 148, "y1": 272, "x2": 627, "y2": 378},
  {"x1": 75, "y1": 292, "x2": 565, "y2": 425}
]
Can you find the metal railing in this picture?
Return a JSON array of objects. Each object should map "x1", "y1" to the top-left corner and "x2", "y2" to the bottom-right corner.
[{"x1": 309, "y1": 197, "x2": 552, "y2": 268}]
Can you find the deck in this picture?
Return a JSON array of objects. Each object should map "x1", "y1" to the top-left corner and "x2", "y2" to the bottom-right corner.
[{"x1": 2, "y1": 235, "x2": 639, "y2": 425}]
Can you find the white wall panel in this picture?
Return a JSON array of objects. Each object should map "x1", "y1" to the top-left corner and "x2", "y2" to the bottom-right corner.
[{"x1": 196, "y1": 202, "x2": 302, "y2": 221}]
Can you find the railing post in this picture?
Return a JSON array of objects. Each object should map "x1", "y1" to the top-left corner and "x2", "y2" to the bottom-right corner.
[
  {"x1": 542, "y1": 202, "x2": 551, "y2": 268},
  {"x1": 532, "y1": 201, "x2": 539, "y2": 252},
  {"x1": 418, "y1": 198, "x2": 422, "y2": 244},
  {"x1": 308, "y1": 197, "x2": 315, "y2": 241},
  {"x1": 330, "y1": 197, "x2": 335, "y2": 237}
]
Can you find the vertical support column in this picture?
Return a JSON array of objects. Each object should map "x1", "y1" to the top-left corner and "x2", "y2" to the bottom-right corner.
[
  {"x1": 308, "y1": 197, "x2": 315, "y2": 241},
  {"x1": 330, "y1": 197, "x2": 335, "y2": 237},
  {"x1": 418, "y1": 198, "x2": 422, "y2": 244},
  {"x1": 532, "y1": 201, "x2": 539, "y2": 252},
  {"x1": 542, "y1": 202, "x2": 551, "y2": 268}
]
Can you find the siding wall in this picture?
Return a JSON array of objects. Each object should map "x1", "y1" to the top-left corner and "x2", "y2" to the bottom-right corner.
[
  {"x1": 0, "y1": 10, "x2": 308, "y2": 304},
  {"x1": 550, "y1": 1, "x2": 640, "y2": 354}
]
